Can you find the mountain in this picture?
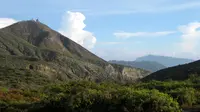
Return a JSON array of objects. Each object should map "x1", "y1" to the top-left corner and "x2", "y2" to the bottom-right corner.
[
  {"x1": 135, "y1": 55, "x2": 193, "y2": 67},
  {"x1": 0, "y1": 20, "x2": 150, "y2": 88},
  {"x1": 109, "y1": 60, "x2": 166, "y2": 72},
  {"x1": 142, "y1": 60, "x2": 200, "y2": 81}
]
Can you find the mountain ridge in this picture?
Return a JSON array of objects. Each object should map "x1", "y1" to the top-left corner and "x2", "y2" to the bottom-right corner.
[
  {"x1": 1, "y1": 20, "x2": 105, "y2": 64},
  {"x1": 0, "y1": 20, "x2": 150, "y2": 88},
  {"x1": 135, "y1": 55, "x2": 193, "y2": 67}
]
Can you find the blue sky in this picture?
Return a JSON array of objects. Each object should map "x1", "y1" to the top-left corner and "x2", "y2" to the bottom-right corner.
[{"x1": 0, "y1": 0, "x2": 200, "y2": 60}]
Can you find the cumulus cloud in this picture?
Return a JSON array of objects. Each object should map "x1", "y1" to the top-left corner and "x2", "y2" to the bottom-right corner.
[
  {"x1": 0, "y1": 18, "x2": 17, "y2": 29},
  {"x1": 59, "y1": 11, "x2": 96, "y2": 49},
  {"x1": 178, "y1": 22, "x2": 200, "y2": 53},
  {"x1": 114, "y1": 31, "x2": 175, "y2": 38},
  {"x1": 111, "y1": 22, "x2": 200, "y2": 60}
]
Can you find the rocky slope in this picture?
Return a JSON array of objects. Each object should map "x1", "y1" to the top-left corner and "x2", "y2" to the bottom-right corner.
[{"x1": 109, "y1": 60, "x2": 166, "y2": 72}]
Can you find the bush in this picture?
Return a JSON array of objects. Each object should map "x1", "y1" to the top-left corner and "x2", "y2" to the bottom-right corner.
[
  {"x1": 29, "y1": 82, "x2": 181, "y2": 112},
  {"x1": 168, "y1": 88, "x2": 196, "y2": 106},
  {"x1": 0, "y1": 81, "x2": 183, "y2": 112}
]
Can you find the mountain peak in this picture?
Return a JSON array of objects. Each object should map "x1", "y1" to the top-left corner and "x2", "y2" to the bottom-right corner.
[
  {"x1": 3, "y1": 20, "x2": 53, "y2": 34},
  {"x1": 11, "y1": 20, "x2": 48, "y2": 28},
  {"x1": 0, "y1": 20, "x2": 107, "y2": 64},
  {"x1": 1, "y1": 20, "x2": 64, "y2": 51}
]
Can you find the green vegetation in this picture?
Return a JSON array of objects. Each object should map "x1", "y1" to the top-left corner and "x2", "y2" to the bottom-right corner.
[
  {"x1": 1, "y1": 71, "x2": 200, "y2": 112},
  {"x1": 0, "y1": 66, "x2": 52, "y2": 89},
  {"x1": 1, "y1": 62, "x2": 200, "y2": 112},
  {"x1": 0, "y1": 81, "x2": 181, "y2": 112},
  {"x1": 135, "y1": 75, "x2": 200, "y2": 108}
]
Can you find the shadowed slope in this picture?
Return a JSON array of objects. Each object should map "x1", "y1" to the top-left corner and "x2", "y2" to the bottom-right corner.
[{"x1": 143, "y1": 60, "x2": 200, "y2": 81}]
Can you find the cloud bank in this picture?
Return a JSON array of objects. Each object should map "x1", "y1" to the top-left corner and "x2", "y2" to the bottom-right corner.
[
  {"x1": 59, "y1": 11, "x2": 96, "y2": 49},
  {"x1": 0, "y1": 18, "x2": 17, "y2": 29},
  {"x1": 178, "y1": 22, "x2": 200, "y2": 53},
  {"x1": 114, "y1": 31, "x2": 175, "y2": 38}
]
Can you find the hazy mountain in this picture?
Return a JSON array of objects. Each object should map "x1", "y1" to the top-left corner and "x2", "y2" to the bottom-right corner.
[
  {"x1": 142, "y1": 60, "x2": 200, "y2": 81},
  {"x1": 0, "y1": 20, "x2": 150, "y2": 88},
  {"x1": 135, "y1": 55, "x2": 193, "y2": 67},
  {"x1": 109, "y1": 60, "x2": 166, "y2": 72}
]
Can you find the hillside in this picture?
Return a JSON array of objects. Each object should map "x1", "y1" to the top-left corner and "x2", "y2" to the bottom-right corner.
[
  {"x1": 109, "y1": 60, "x2": 166, "y2": 72},
  {"x1": 135, "y1": 55, "x2": 193, "y2": 67},
  {"x1": 142, "y1": 60, "x2": 200, "y2": 81},
  {"x1": 0, "y1": 20, "x2": 150, "y2": 88}
]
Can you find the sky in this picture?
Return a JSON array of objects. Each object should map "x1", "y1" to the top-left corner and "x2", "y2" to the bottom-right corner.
[{"x1": 0, "y1": 0, "x2": 200, "y2": 61}]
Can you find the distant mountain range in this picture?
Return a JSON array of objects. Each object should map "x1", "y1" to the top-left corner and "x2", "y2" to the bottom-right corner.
[
  {"x1": 109, "y1": 55, "x2": 194, "y2": 72},
  {"x1": 135, "y1": 55, "x2": 193, "y2": 67},
  {"x1": 109, "y1": 60, "x2": 166, "y2": 72},
  {"x1": 143, "y1": 60, "x2": 200, "y2": 81}
]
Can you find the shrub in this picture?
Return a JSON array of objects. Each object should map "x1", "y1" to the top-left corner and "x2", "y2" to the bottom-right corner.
[
  {"x1": 30, "y1": 82, "x2": 181, "y2": 112},
  {"x1": 168, "y1": 88, "x2": 196, "y2": 106}
]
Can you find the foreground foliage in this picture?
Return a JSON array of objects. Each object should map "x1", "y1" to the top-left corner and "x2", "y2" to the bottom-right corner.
[
  {"x1": 0, "y1": 81, "x2": 181, "y2": 112},
  {"x1": 135, "y1": 75, "x2": 200, "y2": 107},
  {"x1": 1, "y1": 74, "x2": 200, "y2": 112}
]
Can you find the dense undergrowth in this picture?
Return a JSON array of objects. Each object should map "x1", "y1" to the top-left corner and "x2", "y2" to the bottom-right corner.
[{"x1": 1, "y1": 75, "x2": 200, "y2": 112}]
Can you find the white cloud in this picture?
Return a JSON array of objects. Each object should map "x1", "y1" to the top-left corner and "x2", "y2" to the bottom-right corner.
[
  {"x1": 110, "y1": 22, "x2": 200, "y2": 60},
  {"x1": 178, "y1": 22, "x2": 200, "y2": 53},
  {"x1": 114, "y1": 31, "x2": 175, "y2": 38},
  {"x1": 0, "y1": 18, "x2": 17, "y2": 29},
  {"x1": 58, "y1": 11, "x2": 96, "y2": 49}
]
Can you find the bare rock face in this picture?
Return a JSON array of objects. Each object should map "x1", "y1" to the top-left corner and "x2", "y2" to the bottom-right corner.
[
  {"x1": 105, "y1": 64, "x2": 117, "y2": 76},
  {"x1": 122, "y1": 67, "x2": 149, "y2": 81},
  {"x1": 104, "y1": 64, "x2": 150, "y2": 83}
]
